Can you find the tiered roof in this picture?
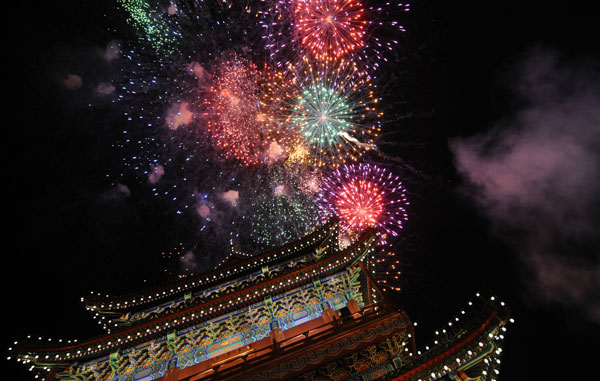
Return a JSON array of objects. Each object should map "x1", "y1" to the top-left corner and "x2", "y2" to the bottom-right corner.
[{"x1": 12, "y1": 219, "x2": 380, "y2": 372}]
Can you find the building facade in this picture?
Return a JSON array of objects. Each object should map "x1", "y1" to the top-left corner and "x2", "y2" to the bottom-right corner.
[{"x1": 10, "y1": 219, "x2": 509, "y2": 380}]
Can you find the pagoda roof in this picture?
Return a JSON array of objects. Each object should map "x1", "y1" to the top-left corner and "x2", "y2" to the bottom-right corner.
[{"x1": 13, "y1": 227, "x2": 376, "y2": 367}]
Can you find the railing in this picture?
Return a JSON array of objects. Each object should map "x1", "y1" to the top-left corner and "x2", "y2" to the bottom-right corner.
[{"x1": 192, "y1": 303, "x2": 398, "y2": 380}]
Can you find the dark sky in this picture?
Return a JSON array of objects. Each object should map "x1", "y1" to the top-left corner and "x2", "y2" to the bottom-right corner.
[{"x1": 6, "y1": 1, "x2": 599, "y2": 380}]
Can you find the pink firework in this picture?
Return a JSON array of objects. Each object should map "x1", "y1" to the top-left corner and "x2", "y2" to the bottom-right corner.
[{"x1": 318, "y1": 163, "x2": 408, "y2": 244}]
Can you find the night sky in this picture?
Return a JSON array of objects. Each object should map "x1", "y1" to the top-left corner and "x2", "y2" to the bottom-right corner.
[{"x1": 6, "y1": 1, "x2": 600, "y2": 380}]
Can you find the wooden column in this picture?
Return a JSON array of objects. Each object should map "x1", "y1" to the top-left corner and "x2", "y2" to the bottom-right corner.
[
  {"x1": 346, "y1": 298, "x2": 361, "y2": 316},
  {"x1": 270, "y1": 328, "x2": 284, "y2": 342}
]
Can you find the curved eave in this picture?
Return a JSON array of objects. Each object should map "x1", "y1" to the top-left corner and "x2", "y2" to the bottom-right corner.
[
  {"x1": 16, "y1": 228, "x2": 375, "y2": 366},
  {"x1": 82, "y1": 218, "x2": 338, "y2": 312},
  {"x1": 392, "y1": 306, "x2": 509, "y2": 380}
]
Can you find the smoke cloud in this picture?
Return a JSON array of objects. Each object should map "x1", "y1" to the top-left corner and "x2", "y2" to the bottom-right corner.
[
  {"x1": 63, "y1": 74, "x2": 82, "y2": 89},
  {"x1": 166, "y1": 102, "x2": 194, "y2": 130},
  {"x1": 96, "y1": 82, "x2": 115, "y2": 95},
  {"x1": 188, "y1": 61, "x2": 207, "y2": 82},
  {"x1": 180, "y1": 251, "x2": 198, "y2": 272},
  {"x1": 148, "y1": 165, "x2": 165, "y2": 184},
  {"x1": 450, "y1": 48, "x2": 600, "y2": 324},
  {"x1": 220, "y1": 190, "x2": 239, "y2": 207},
  {"x1": 102, "y1": 41, "x2": 120, "y2": 62},
  {"x1": 196, "y1": 203, "x2": 211, "y2": 218},
  {"x1": 266, "y1": 141, "x2": 284, "y2": 161},
  {"x1": 102, "y1": 183, "x2": 131, "y2": 200}
]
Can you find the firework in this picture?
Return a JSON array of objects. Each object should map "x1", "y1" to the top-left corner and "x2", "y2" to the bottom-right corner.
[
  {"x1": 259, "y1": 0, "x2": 410, "y2": 71},
  {"x1": 104, "y1": 0, "x2": 409, "y2": 268},
  {"x1": 113, "y1": 0, "x2": 265, "y2": 184},
  {"x1": 200, "y1": 56, "x2": 298, "y2": 165},
  {"x1": 294, "y1": 0, "x2": 367, "y2": 63},
  {"x1": 282, "y1": 59, "x2": 381, "y2": 167},
  {"x1": 250, "y1": 172, "x2": 321, "y2": 250},
  {"x1": 297, "y1": 167, "x2": 323, "y2": 194},
  {"x1": 118, "y1": 0, "x2": 179, "y2": 56},
  {"x1": 318, "y1": 163, "x2": 408, "y2": 244}
]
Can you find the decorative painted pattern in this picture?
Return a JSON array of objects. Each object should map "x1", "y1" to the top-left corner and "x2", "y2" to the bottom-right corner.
[{"x1": 58, "y1": 269, "x2": 365, "y2": 381}]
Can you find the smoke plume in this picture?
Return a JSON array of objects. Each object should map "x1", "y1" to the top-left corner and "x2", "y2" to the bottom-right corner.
[{"x1": 450, "y1": 48, "x2": 600, "y2": 324}]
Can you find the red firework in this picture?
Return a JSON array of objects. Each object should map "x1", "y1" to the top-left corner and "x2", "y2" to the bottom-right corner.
[
  {"x1": 318, "y1": 163, "x2": 408, "y2": 244},
  {"x1": 336, "y1": 179, "x2": 384, "y2": 229},
  {"x1": 293, "y1": 0, "x2": 367, "y2": 62},
  {"x1": 201, "y1": 57, "x2": 297, "y2": 165}
]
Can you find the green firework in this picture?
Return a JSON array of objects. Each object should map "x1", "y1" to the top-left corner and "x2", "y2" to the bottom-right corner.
[
  {"x1": 118, "y1": 0, "x2": 178, "y2": 56},
  {"x1": 249, "y1": 167, "x2": 321, "y2": 251},
  {"x1": 292, "y1": 84, "x2": 353, "y2": 146}
]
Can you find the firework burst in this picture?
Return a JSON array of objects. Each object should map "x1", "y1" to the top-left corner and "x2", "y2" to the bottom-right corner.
[
  {"x1": 318, "y1": 163, "x2": 408, "y2": 244},
  {"x1": 283, "y1": 59, "x2": 382, "y2": 166},
  {"x1": 102, "y1": 0, "x2": 411, "y2": 272},
  {"x1": 112, "y1": 0, "x2": 265, "y2": 185},
  {"x1": 293, "y1": 0, "x2": 367, "y2": 63},
  {"x1": 249, "y1": 167, "x2": 321, "y2": 250},
  {"x1": 118, "y1": 0, "x2": 179, "y2": 56},
  {"x1": 259, "y1": 0, "x2": 410, "y2": 71},
  {"x1": 200, "y1": 56, "x2": 298, "y2": 165}
]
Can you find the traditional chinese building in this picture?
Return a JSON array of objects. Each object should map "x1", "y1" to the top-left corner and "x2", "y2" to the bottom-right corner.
[{"x1": 9, "y1": 218, "x2": 510, "y2": 380}]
